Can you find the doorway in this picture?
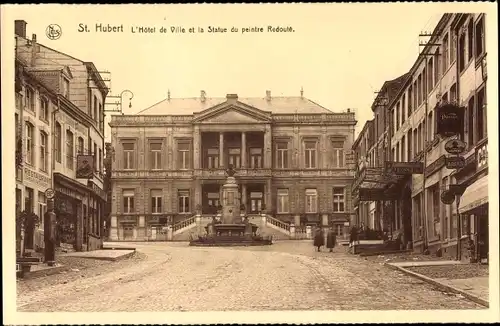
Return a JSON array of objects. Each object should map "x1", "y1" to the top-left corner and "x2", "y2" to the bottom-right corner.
[
  {"x1": 477, "y1": 213, "x2": 488, "y2": 262},
  {"x1": 123, "y1": 224, "x2": 134, "y2": 240}
]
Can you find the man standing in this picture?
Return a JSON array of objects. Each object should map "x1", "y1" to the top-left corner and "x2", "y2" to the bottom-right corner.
[
  {"x1": 326, "y1": 226, "x2": 337, "y2": 252},
  {"x1": 313, "y1": 226, "x2": 325, "y2": 252}
]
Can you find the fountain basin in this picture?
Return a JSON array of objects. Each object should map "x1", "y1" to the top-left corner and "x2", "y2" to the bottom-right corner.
[{"x1": 189, "y1": 223, "x2": 273, "y2": 247}]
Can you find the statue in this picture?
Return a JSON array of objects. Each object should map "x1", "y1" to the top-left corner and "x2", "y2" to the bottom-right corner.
[
  {"x1": 206, "y1": 216, "x2": 216, "y2": 236},
  {"x1": 244, "y1": 216, "x2": 253, "y2": 236},
  {"x1": 225, "y1": 164, "x2": 236, "y2": 177}
]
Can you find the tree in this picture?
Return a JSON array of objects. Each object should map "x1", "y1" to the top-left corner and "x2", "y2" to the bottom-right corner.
[{"x1": 103, "y1": 142, "x2": 113, "y2": 237}]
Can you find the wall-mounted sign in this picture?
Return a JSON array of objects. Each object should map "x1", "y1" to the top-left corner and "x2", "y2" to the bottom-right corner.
[
  {"x1": 359, "y1": 188, "x2": 397, "y2": 201},
  {"x1": 76, "y1": 155, "x2": 95, "y2": 179},
  {"x1": 45, "y1": 188, "x2": 55, "y2": 199},
  {"x1": 441, "y1": 190, "x2": 455, "y2": 205},
  {"x1": 445, "y1": 139, "x2": 467, "y2": 155},
  {"x1": 445, "y1": 156, "x2": 466, "y2": 169},
  {"x1": 436, "y1": 103, "x2": 465, "y2": 138},
  {"x1": 385, "y1": 161, "x2": 424, "y2": 175}
]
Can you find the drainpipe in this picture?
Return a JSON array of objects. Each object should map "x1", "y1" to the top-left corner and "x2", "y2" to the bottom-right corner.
[
  {"x1": 454, "y1": 20, "x2": 462, "y2": 261},
  {"x1": 52, "y1": 98, "x2": 61, "y2": 184},
  {"x1": 422, "y1": 55, "x2": 429, "y2": 253}
]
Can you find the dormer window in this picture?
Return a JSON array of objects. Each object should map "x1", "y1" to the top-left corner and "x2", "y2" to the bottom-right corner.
[{"x1": 62, "y1": 77, "x2": 70, "y2": 98}]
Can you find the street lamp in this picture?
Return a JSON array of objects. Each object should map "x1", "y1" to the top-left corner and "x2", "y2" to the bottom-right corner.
[{"x1": 105, "y1": 89, "x2": 134, "y2": 114}]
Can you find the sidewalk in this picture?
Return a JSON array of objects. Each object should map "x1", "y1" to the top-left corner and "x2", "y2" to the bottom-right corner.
[
  {"x1": 59, "y1": 249, "x2": 136, "y2": 261},
  {"x1": 385, "y1": 260, "x2": 489, "y2": 307}
]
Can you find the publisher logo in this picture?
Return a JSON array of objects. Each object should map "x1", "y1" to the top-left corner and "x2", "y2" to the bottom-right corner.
[{"x1": 46, "y1": 24, "x2": 62, "y2": 40}]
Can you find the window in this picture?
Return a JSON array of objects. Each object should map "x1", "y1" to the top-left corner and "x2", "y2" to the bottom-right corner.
[
  {"x1": 304, "y1": 141, "x2": 317, "y2": 168},
  {"x1": 331, "y1": 141, "x2": 344, "y2": 168},
  {"x1": 408, "y1": 86, "x2": 413, "y2": 114},
  {"x1": 26, "y1": 87, "x2": 35, "y2": 112},
  {"x1": 39, "y1": 131, "x2": 48, "y2": 171},
  {"x1": 475, "y1": 16, "x2": 485, "y2": 58},
  {"x1": 77, "y1": 137, "x2": 84, "y2": 155},
  {"x1": 458, "y1": 31, "x2": 466, "y2": 72},
  {"x1": 228, "y1": 148, "x2": 241, "y2": 168},
  {"x1": 450, "y1": 83, "x2": 457, "y2": 103},
  {"x1": 66, "y1": 130, "x2": 74, "y2": 169},
  {"x1": 396, "y1": 103, "x2": 400, "y2": 130},
  {"x1": 413, "y1": 128, "x2": 418, "y2": 157},
  {"x1": 332, "y1": 188, "x2": 345, "y2": 212},
  {"x1": 396, "y1": 142, "x2": 400, "y2": 162},
  {"x1": 93, "y1": 96, "x2": 99, "y2": 126},
  {"x1": 305, "y1": 189, "x2": 317, "y2": 213},
  {"x1": 427, "y1": 58, "x2": 434, "y2": 91},
  {"x1": 442, "y1": 177, "x2": 449, "y2": 239},
  {"x1": 427, "y1": 111, "x2": 434, "y2": 143},
  {"x1": 451, "y1": 33, "x2": 457, "y2": 63},
  {"x1": 401, "y1": 135, "x2": 406, "y2": 162},
  {"x1": 417, "y1": 124, "x2": 422, "y2": 153},
  {"x1": 407, "y1": 130, "x2": 413, "y2": 161},
  {"x1": 93, "y1": 143, "x2": 98, "y2": 171},
  {"x1": 38, "y1": 191, "x2": 46, "y2": 226},
  {"x1": 467, "y1": 96, "x2": 475, "y2": 147},
  {"x1": 206, "y1": 148, "x2": 219, "y2": 169},
  {"x1": 429, "y1": 184, "x2": 441, "y2": 237},
  {"x1": 401, "y1": 94, "x2": 406, "y2": 123},
  {"x1": 467, "y1": 19, "x2": 474, "y2": 62},
  {"x1": 123, "y1": 142, "x2": 135, "y2": 169},
  {"x1": 62, "y1": 78, "x2": 70, "y2": 98},
  {"x1": 54, "y1": 122, "x2": 62, "y2": 163},
  {"x1": 392, "y1": 147, "x2": 396, "y2": 161},
  {"x1": 178, "y1": 190, "x2": 190, "y2": 213},
  {"x1": 477, "y1": 87, "x2": 486, "y2": 141},
  {"x1": 149, "y1": 142, "x2": 162, "y2": 170},
  {"x1": 434, "y1": 48, "x2": 441, "y2": 84},
  {"x1": 25, "y1": 122, "x2": 34, "y2": 165},
  {"x1": 177, "y1": 142, "x2": 191, "y2": 169},
  {"x1": 99, "y1": 103, "x2": 104, "y2": 133},
  {"x1": 99, "y1": 148, "x2": 103, "y2": 172},
  {"x1": 40, "y1": 98, "x2": 49, "y2": 121},
  {"x1": 249, "y1": 148, "x2": 262, "y2": 169},
  {"x1": 151, "y1": 189, "x2": 162, "y2": 214},
  {"x1": 413, "y1": 80, "x2": 418, "y2": 110},
  {"x1": 123, "y1": 190, "x2": 135, "y2": 214},
  {"x1": 24, "y1": 187, "x2": 34, "y2": 213},
  {"x1": 277, "y1": 189, "x2": 289, "y2": 214},
  {"x1": 413, "y1": 194, "x2": 423, "y2": 239},
  {"x1": 442, "y1": 33, "x2": 449, "y2": 70},
  {"x1": 417, "y1": 74, "x2": 422, "y2": 106}
]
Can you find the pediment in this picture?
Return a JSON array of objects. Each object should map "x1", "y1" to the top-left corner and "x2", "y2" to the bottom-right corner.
[
  {"x1": 62, "y1": 66, "x2": 73, "y2": 79},
  {"x1": 193, "y1": 103, "x2": 271, "y2": 124}
]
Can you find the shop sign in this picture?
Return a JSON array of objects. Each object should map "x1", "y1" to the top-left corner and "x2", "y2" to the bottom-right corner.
[
  {"x1": 449, "y1": 184, "x2": 467, "y2": 196},
  {"x1": 76, "y1": 155, "x2": 95, "y2": 179},
  {"x1": 45, "y1": 188, "x2": 55, "y2": 199},
  {"x1": 359, "y1": 188, "x2": 397, "y2": 201},
  {"x1": 445, "y1": 156, "x2": 466, "y2": 169},
  {"x1": 436, "y1": 103, "x2": 465, "y2": 138},
  {"x1": 445, "y1": 139, "x2": 467, "y2": 155},
  {"x1": 385, "y1": 161, "x2": 424, "y2": 175},
  {"x1": 441, "y1": 190, "x2": 455, "y2": 205}
]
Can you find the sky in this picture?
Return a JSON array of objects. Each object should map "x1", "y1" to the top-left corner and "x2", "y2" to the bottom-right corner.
[{"x1": 1, "y1": 4, "x2": 475, "y2": 141}]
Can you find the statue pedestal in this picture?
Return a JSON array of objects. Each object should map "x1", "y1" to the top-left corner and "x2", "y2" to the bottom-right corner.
[{"x1": 221, "y1": 176, "x2": 239, "y2": 224}]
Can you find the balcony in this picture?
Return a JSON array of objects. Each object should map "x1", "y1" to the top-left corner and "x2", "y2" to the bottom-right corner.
[
  {"x1": 272, "y1": 169, "x2": 354, "y2": 178},
  {"x1": 112, "y1": 170, "x2": 194, "y2": 179},
  {"x1": 194, "y1": 168, "x2": 272, "y2": 179}
]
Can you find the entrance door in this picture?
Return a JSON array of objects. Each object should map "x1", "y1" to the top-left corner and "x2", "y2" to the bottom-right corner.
[
  {"x1": 478, "y1": 215, "x2": 488, "y2": 261},
  {"x1": 123, "y1": 225, "x2": 134, "y2": 240},
  {"x1": 249, "y1": 191, "x2": 263, "y2": 213}
]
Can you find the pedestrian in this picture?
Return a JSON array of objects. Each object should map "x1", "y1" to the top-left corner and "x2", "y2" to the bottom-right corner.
[
  {"x1": 349, "y1": 225, "x2": 359, "y2": 246},
  {"x1": 313, "y1": 226, "x2": 325, "y2": 252},
  {"x1": 326, "y1": 227, "x2": 336, "y2": 252}
]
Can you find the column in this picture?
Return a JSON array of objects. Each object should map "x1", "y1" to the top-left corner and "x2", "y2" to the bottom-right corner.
[
  {"x1": 241, "y1": 132, "x2": 247, "y2": 168},
  {"x1": 138, "y1": 215, "x2": 146, "y2": 239},
  {"x1": 193, "y1": 126, "x2": 201, "y2": 170},
  {"x1": 263, "y1": 126, "x2": 272, "y2": 169},
  {"x1": 265, "y1": 179, "x2": 272, "y2": 213},
  {"x1": 242, "y1": 184, "x2": 247, "y2": 211},
  {"x1": 219, "y1": 132, "x2": 225, "y2": 168},
  {"x1": 194, "y1": 180, "x2": 202, "y2": 213}
]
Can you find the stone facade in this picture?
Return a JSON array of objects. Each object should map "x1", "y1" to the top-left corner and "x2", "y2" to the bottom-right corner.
[{"x1": 109, "y1": 92, "x2": 357, "y2": 241}]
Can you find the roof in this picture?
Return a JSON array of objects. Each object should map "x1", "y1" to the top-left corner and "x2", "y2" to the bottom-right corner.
[
  {"x1": 136, "y1": 96, "x2": 336, "y2": 115},
  {"x1": 371, "y1": 72, "x2": 411, "y2": 112},
  {"x1": 352, "y1": 119, "x2": 374, "y2": 150}
]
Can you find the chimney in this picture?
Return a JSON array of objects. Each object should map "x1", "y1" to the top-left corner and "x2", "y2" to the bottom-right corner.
[
  {"x1": 347, "y1": 108, "x2": 351, "y2": 113},
  {"x1": 32, "y1": 33, "x2": 37, "y2": 43},
  {"x1": 200, "y1": 90, "x2": 206, "y2": 102},
  {"x1": 14, "y1": 20, "x2": 27, "y2": 38},
  {"x1": 167, "y1": 89, "x2": 171, "y2": 101},
  {"x1": 266, "y1": 90, "x2": 271, "y2": 101},
  {"x1": 226, "y1": 94, "x2": 238, "y2": 102},
  {"x1": 300, "y1": 87, "x2": 304, "y2": 99}
]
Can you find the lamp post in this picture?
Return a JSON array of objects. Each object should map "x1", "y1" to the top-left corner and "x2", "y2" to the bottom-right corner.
[{"x1": 104, "y1": 89, "x2": 134, "y2": 114}]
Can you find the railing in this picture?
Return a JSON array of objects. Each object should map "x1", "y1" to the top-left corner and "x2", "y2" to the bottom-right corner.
[
  {"x1": 172, "y1": 215, "x2": 196, "y2": 233},
  {"x1": 113, "y1": 170, "x2": 194, "y2": 179},
  {"x1": 266, "y1": 215, "x2": 290, "y2": 232},
  {"x1": 294, "y1": 226, "x2": 312, "y2": 240}
]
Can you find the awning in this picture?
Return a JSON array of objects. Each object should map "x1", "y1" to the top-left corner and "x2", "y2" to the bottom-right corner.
[{"x1": 458, "y1": 177, "x2": 489, "y2": 214}]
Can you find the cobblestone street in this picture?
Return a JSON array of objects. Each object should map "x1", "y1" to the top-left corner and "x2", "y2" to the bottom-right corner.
[{"x1": 17, "y1": 241, "x2": 484, "y2": 312}]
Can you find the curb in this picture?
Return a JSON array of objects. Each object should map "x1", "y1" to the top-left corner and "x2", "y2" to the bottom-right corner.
[
  {"x1": 72, "y1": 250, "x2": 136, "y2": 262},
  {"x1": 102, "y1": 247, "x2": 137, "y2": 251},
  {"x1": 359, "y1": 249, "x2": 413, "y2": 257},
  {"x1": 385, "y1": 263, "x2": 489, "y2": 308},
  {"x1": 22, "y1": 265, "x2": 72, "y2": 280}
]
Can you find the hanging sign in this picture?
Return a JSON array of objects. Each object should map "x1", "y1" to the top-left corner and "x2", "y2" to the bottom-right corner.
[
  {"x1": 445, "y1": 156, "x2": 466, "y2": 169},
  {"x1": 445, "y1": 139, "x2": 467, "y2": 155},
  {"x1": 441, "y1": 190, "x2": 455, "y2": 205},
  {"x1": 436, "y1": 103, "x2": 465, "y2": 138}
]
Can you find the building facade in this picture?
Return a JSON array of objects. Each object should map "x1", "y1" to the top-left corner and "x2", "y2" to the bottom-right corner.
[
  {"x1": 109, "y1": 91, "x2": 357, "y2": 241},
  {"x1": 15, "y1": 20, "x2": 108, "y2": 251},
  {"x1": 352, "y1": 13, "x2": 488, "y2": 262}
]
